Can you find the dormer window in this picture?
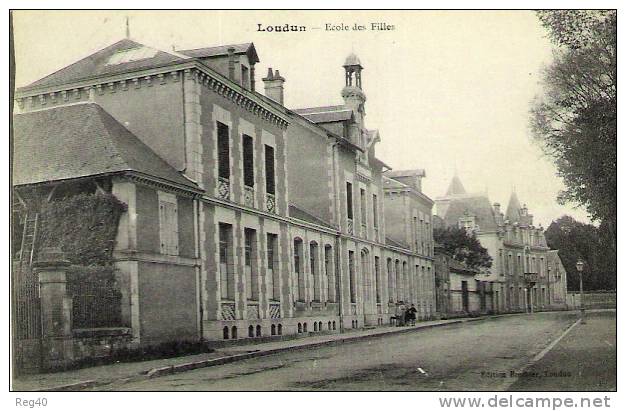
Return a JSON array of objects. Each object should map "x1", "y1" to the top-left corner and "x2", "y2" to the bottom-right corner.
[
  {"x1": 241, "y1": 65, "x2": 249, "y2": 89},
  {"x1": 458, "y1": 215, "x2": 476, "y2": 233}
]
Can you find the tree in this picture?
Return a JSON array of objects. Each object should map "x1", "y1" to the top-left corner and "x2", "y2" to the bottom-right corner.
[
  {"x1": 531, "y1": 11, "x2": 616, "y2": 249},
  {"x1": 545, "y1": 215, "x2": 616, "y2": 291},
  {"x1": 433, "y1": 226, "x2": 492, "y2": 270}
]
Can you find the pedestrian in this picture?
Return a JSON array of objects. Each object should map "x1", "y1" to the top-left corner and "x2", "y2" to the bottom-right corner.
[
  {"x1": 407, "y1": 304, "x2": 417, "y2": 326},
  {"x1": 394, "y1": 302, "x2": 404, "y2": 326},
  {"x1": 397, "y1": 301, "x2": 407, "y2": 326}
]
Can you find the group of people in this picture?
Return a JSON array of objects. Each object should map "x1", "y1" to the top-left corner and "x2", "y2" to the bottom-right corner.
[{"x1": 391, "y1": 301, "x2": 417, "y2": 326}]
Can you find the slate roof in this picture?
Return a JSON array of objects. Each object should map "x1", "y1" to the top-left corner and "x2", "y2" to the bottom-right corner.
[
  {"x1": 446, "y1": 175, "x2": 467, "y2": 196},
  {"x1": 443, "y1": 195, "x2": 498, "y2": 232},
  {"x1": 288, "y1": 204, "x2": 335, "y2": 229},
  {"x1": 385, "y1": 236, "x2": 410, "y2": 250},
  {"x1": 382, "y1": 175, "x2": 408, "y2": 190},
  {"x1": 21, "y1": 39, "x2": 190, "y2": 91},
  {"x1": 293, "y1": 105, "x2": 353, "y2": 123},
  {"x1": 178, "y1": 43, "x2": 259, "y2": 64},
  {"x1": 12, "y1": 103, "x2": 200, "y2": 190},
  {"x1": 448, "y1": 258, "x2": 478, "y2": 275},
  {"x1": 505, "y1": 191, "x2": 523, "y2": 222},
  {"x1": 385, "y1": 169, "x2": 426, "y2": 178}
]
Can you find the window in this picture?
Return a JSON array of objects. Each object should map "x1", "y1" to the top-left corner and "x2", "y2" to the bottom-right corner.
[
  {"x1": 245, "y1": 228, "x2": 258, "y2": 300},
  {"x1": 374, "y1": 256, "x2": 381, "y2": 303},
  {"x1": 241, "y1": 65, "x2": 249, "y2": 89},
  {"x1": 242, "y1": 134, "x2": 254, "y2": 187},
  {"x1": 219, "y1": 223, "x2": 234, "y2": 299},
  {"x1": 346, "y1": 182, "x2": 353, "y2": 219},
  {"x1": 158, "y1": 192, "x2": 179, "y2": 256},
  {"x1": 294, "y1": 238, "x2": 304, "y2": 301},
  {"x1": 372, "y1": 194, "x2": 379, "y2": 229},
  {"x1": 403, "y1": 262, "x2": 409, "y2": 302},
  {"x1": 349, "y1": 251, "x2": 356, "y2": 303},
  {"x1": 395, "y1": 260, "x2": 401, "y2": 301},
  {"x1": 387, "y1": 258, "x2": 394, "y2": 303},
  {"x1": 325, "y1": 245, "x2": 334, "y2": 302},
  {"x1": 413, "y1": 216, "x2": 419, "y2": 251},
  {"x1": 310, "y1": 242, "x2": 319, "y2": 301},
  {"x1": 217, "y1": 122, "x2": 230, "y2": 179},
  {"x1": 360, "y1": 188, "x2": 367, "y2": 229},
  {"x1": 267, "y1": 234, "x2": 279, "y2": 300},
  {"x1": 265, "y1": 145, "x2": 275, "y2": 195}
]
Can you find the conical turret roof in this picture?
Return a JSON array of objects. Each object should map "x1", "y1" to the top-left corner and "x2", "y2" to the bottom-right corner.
[
  {"x1": 446, "y1": 175, "x2": 467, "y2": 196},
  {"x1": 505, "y1": 190, "x2": 523, "y2": 222}
]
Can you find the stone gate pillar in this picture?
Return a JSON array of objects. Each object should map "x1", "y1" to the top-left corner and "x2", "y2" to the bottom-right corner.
[{"x1": 34, "y1": 247, "x2": 73, "y2": 370}]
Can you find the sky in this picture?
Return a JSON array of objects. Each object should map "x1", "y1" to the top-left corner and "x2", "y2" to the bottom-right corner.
[{"x1": 12, "y1": 10, "x2": 593, "y2": 227}]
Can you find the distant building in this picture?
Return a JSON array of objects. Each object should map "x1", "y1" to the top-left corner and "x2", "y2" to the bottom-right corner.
[{"x1": 435, "y1": 174, "x2": 568, "y2": 313}]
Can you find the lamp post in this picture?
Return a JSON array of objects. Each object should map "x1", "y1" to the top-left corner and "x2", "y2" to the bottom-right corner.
[{"x1": 576, "y1": 258, "x2": 585, "y2": 324}]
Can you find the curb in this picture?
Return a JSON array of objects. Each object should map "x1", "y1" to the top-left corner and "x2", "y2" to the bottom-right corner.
[
  {"x1": 35, "y1": 313, "x2": 529, "y2": 391},
  {"x1": 39, "y1": 316, "x2": 487, "y2": 391}
]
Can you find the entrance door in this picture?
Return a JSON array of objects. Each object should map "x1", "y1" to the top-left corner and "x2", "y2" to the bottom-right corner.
[{"x1": 461, "y1": 281, "x2": 469, "y2": 312}]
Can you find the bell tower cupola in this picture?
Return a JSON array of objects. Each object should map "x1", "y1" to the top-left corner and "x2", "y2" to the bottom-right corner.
[{"x1": 341, "y1": 52, "x2": 367, "y2": 133}]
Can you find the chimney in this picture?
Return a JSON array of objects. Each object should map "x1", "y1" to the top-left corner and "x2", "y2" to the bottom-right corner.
[
  {"x1": 262, "y1": 68, "x2": 285, "y2": 105},
  {"x1": 227, "y1": 47, "x2": 236, "y2": 80}
]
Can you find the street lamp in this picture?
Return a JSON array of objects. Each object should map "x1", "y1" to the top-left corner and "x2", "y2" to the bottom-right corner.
[{"x1": 576, "y1": 258, "x2": 585, "y2": 324}]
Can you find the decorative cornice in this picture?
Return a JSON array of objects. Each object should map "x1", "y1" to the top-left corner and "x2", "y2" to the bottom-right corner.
[{"x1": 15, "y1": 61, "x2": 290, "y2": 131}]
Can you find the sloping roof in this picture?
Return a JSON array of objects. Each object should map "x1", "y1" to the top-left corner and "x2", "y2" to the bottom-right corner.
[
  {"x1": 21, "y1": 39, "x2": 190, "y2": 91},
  {"x1": 288, "y1": 204, "x2": 335, "y2": 229},
  {"x1": 505, "y1": 191, "x2": 523, "y2": 222},
  {"x1": 382, "y1": 175, "x2": 408, "y2": 190},
  {"x1": 443, "y1": 195, "x2": 498, "y2": 232},
  {"x1": 293, "y1": 105, "x2": 346, "y2": 115},
  {"x1": 385, "y1": 169, "x2": 426, "y2": 178},
  {"x1": 386, "y1": 236, "x2": 410, "y2": 250},
  {"x1": 12, "y1": 103, "x2": 200, "y2": 190},
  {"x1": 178, "y1": 43, "x2": 259, "y2": 64},
  {"x1": 293, "y1": 105, "x2": 353, "y2": 124},
  {"x1": 449, "y1": 258, "x2": 478, "y2": 275},
  {"x1": 446, "y1": 175, "x2": 467, "y2": 196}
]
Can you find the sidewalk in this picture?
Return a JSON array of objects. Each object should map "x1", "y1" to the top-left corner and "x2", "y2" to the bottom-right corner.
[{"x1": 11, "y1": 315, "x2": 502, "y2": 391}]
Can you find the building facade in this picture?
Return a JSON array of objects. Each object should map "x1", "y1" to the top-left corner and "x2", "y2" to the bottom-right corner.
[
  {"x1": 12, "y1": 38, "x2": 437, "y2": 356},
  {"x1": 434, "y1": 175, "x2": 568, "y2": 314}
]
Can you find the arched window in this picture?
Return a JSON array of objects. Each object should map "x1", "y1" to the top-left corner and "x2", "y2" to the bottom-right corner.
[
  {"x1": 298, "y1": 323, "x2": 302, "y2": 333},
  {"x1": 278, "y1": 324, "x2": 283, "y2": 335},
  {"x1": 325, "y1": 245, "x2": 334, "y2": 302},
  {"x1": 256, "y1": 325, "x2": 262, "y2": 337},
  {"x1": 361, "y1": 249, "x2": 369, "y2": 304},
  {"x1": 271, "y1": 324, "x2": 276, "y2": 335},
  {"x1": 248, "y1": 325, "x2": 254, "y2": 337},
  {"x1": 403, "y1": 261, "x2": 409, "y2": 302},
  {"x1": 223, "y1": 326, "x2": 229, "y2": 340},
  {"x1": 387, "y1": 258, "x2": 394, "y2": 302},
  {"x1": 332, "y1": 321, "x2": 336, "y2": 330},
  {"x1": 303, "y1": 323, "x2": 308, "y2": 332},
  {"x1": 310, "y1": 241, "x2": 320, "y2": 301},
  {"x1": 349, "y1": 251, "x2": 356, "y2": 303},
  {"x1": 328, "y1": 321, "x2": 332, "y2": 330},
  {"x1": 395, "y1": 259, "x2": 402, "y2": 301},
  {"x1": 294, "y1": 238, "x2": 304, "y2": 301},
  {"x1": 231, "y1": 326, "x2": 237, "y2": 339},
  {"x1": 319, "y1": 321, "x2": 323, "y2": 331},
  {"x1": 314, "y1": 322, "x2": 318, "y2": 332}
]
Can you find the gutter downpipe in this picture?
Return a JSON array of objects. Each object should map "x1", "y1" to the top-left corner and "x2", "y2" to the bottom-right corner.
[{"x1": 331, "y1": 139, "x2": 344, "y2": 333}]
